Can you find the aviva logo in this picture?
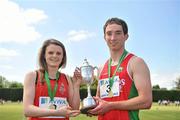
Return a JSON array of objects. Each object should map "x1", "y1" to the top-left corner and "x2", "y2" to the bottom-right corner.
[
  {"x1": 40, "y1": 97, "x2": 67, "y2": 105},
  {"x1": 41, "y1": 97, "x2": 48, "y2": 104}
]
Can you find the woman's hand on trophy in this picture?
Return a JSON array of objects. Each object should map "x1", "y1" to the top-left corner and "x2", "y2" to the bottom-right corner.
[
  {"x1": 56, "y1": 105, "x2": 80, "y2": 117},
  {"x1": 72, "y1": 67, "x2": 82, "y2": 87},
  {"x1": 88, "y1": 97, "x2": 112, "y2": 115}
]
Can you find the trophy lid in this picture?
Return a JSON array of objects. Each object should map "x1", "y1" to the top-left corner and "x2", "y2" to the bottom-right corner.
[{"x1": 82, "y1": 58, "x2": 90, "y2": 67}]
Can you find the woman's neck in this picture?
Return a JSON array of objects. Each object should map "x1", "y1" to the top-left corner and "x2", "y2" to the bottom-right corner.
[{"x1": 47, "y1": 67, "x2": 59, "y2": 79}]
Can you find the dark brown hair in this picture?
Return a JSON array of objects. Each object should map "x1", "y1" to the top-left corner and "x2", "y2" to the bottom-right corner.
[{"x1": 103, "y1": 17, "x2": 128, "y2": 35}]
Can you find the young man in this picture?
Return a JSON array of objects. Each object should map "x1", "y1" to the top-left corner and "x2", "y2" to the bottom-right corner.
[{"x1": 89, "y1": 17, "x2": 152, "y2": 120}]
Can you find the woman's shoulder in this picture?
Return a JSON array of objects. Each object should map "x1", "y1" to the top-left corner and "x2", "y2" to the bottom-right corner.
[
  {"x1": 26, "y1": 71, "x2": 36, "y2": 76},
  {"x1": 24, "y1": 70, "x2": 37, "y2": 84},
  {"x1": 62, "y1": 73, "x2": 73, "y2": 85}
]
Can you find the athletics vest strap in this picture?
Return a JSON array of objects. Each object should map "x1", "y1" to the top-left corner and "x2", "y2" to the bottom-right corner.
[{"x1": 35, "y1": 70, "x2": 38, "y2": 85}]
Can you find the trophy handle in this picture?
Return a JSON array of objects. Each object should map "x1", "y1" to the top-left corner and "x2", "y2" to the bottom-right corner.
[{"x1": 92, "y1": 66, "x2": 99, "y2": 84}]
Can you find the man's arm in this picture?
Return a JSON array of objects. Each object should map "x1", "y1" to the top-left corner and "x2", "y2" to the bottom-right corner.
[
  {"x1": 90, "y1": 57, "x2": 152, "y2": 114},
  {"x1": 110, "y1": 57, "x2": 152, "y2": 110}
]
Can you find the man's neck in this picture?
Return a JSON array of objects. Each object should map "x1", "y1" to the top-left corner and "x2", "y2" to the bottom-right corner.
[{"x1": 110, "y1": 48, "x2": 125, "y2": 66}]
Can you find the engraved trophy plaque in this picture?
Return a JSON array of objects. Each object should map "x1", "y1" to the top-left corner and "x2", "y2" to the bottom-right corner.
[{"x1": 80, "y1": 59, "x2": 97, "y2": 114}]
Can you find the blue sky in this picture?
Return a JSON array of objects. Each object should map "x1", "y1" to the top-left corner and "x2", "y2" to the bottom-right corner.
[{"x1": 0, "y1": 0, "x2": 179, "y2": 89}]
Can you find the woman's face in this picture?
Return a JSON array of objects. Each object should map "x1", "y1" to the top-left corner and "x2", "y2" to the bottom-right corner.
[{"x1": 45, "y1": 44, "x2": 63, "y2": 69}]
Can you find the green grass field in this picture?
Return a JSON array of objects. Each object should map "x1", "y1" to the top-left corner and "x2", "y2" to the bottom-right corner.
[{"x1": 0, "y1": 102, "x2": 179, "y2": 120}]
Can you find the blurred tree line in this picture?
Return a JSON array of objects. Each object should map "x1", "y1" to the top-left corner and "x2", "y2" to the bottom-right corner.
[
  {"x1": 174, "y1": 76, "x2": 180, "y2": 89},
  {"x1": 0, "y1": 75, "x2": 23, "y2": 88},
  {"x1": 153, "y1": 76, "x2": 180, "y2": 90}
]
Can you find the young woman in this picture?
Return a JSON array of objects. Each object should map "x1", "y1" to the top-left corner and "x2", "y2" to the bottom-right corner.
[{"x1": 23, "y1": 39, "x2": 81, "y2": 120}]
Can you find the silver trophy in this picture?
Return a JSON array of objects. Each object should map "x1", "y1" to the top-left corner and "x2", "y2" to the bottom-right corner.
[{"x1": 80, "y1": 59, "x2": 97, "y2": 114}]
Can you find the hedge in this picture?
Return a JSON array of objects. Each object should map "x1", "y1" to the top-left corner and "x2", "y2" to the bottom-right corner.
[
  {"x1": 80, "y1": 88, "x2": 97, "y2": 100},
  {"x1": 152, "y1": 89, "x2": 180, "y2": 102},
  {"x1": 0, "y1": 88, "x2": 179, "y2": 102},
  {"x1": 0, "y1": 88, "x2": 23, "y2": 101}
]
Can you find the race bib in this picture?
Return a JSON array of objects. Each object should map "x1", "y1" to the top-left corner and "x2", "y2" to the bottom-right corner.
[
  {"x1": 39, "y1": 97, "x2": 68, "y2": 118},
  {"x1": 99, "y1": 76, "x2": 120, "y2": 98}
]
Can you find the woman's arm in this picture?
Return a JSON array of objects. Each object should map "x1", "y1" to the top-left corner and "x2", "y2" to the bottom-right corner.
[
  {"x1": 23, "y1": 71, "x2": 56, "y2": 117},
  {"x1": 66, "y1": 74, "x2": 81, "y2": 110},
  {"x1": 23, "y1": 71, "x2": 79, "y2": 117}
]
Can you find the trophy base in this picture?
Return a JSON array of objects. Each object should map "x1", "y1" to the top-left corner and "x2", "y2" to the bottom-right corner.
[{"x1": 80, "y1": 105, "x2": 96, "y2": 114}]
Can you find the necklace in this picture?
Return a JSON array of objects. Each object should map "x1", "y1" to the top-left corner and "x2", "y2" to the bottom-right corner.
[
  {"x1": 108, "y1": 49, "x2": 128, "y2": 89},
  {"x1": 44, "y1": 71, "x2": 60, "y2": 101}
]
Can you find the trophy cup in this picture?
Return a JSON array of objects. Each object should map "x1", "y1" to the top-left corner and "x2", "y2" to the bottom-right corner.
[{"x1": 80, "y1": 59, "x2": 97, "y2": 114}]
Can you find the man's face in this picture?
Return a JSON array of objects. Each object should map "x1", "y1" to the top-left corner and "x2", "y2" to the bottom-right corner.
[{"x1": 104, "y1": 23, "x2": 128, "y2": 51}]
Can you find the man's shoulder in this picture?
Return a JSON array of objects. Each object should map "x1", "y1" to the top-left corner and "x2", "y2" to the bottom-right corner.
[{"x1": 129, "y1": 56, "x2": 148, "y2": 70}]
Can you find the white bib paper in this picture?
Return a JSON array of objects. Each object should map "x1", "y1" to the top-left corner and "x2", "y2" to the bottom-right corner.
[
  {"x1": 99, "y1": 76, "x2": 120, "y2": 98},
  {"x1": 39, "y1": 96, "x2": 68, "y2": 118}
]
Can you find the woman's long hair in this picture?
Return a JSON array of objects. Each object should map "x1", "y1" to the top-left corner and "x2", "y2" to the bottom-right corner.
[{"x1": 37, "y1": 38, "x2": 67, "y2": 84}]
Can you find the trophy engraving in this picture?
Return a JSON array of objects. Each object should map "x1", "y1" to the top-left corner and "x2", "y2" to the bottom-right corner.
[{"x1": 80, "y1": 59, "x2": 97, "y2": 114}]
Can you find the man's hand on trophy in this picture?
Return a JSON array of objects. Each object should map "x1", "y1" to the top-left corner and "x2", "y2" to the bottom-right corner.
[
  {"x1": 86, "y1": 112, "x2": 95, "y2": 117},
  {"x1": 72, "y1": 67, "x2": 82, "y2": 87},
  {"x1": 88, "y1": 97, "x2": 111, "y2": 115}
]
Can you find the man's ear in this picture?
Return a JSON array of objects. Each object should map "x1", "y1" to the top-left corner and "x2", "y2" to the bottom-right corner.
[
  {"x1": 104, "y1": 34, "x2": 106, "y2": 41},
  {"x1": 125, "y1": 34, "x2": 129, "y2": 41}
]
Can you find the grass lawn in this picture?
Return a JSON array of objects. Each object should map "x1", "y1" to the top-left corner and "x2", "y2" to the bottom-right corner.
[
  {"x1": 0, "y1": 102, "x2": 25, "y2": 120},
  {"x1": 139, "y1": 103, "x2": 180, "y2": 120},
  {"x1": 0, "y1": 102, "x2": 179, "y2": 120}
]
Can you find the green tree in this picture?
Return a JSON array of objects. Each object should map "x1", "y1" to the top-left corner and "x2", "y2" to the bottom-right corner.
[
  {"x1": 153, "y1": 84, "x2": 160, "y2": 89},
  {"x1": 9, "y1": 81, "x2": 23, "y2": 88},
  {"x1": 0, "y1": 75, "x2": 4, "y2": 88},
  {"x1": 0, "y1": 75, "x2": 23, "y2": 88},
  {"x1": 174, "y1": 76, "x2": 180, "y2": 89},
  {"x1": 0, "y1": 75, "x2": 10, "y2": 88}
]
